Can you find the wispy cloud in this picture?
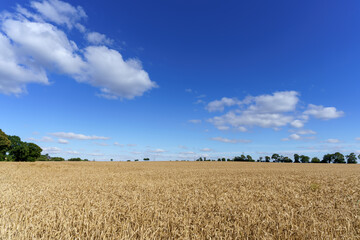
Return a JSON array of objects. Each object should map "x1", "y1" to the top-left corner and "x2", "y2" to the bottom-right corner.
[
  {"x1": 50, "y1": 132, "x2": 109, "y2": 140},
  {"x1": 211, "y1": 137, "x2": 251, "y2": 144}
]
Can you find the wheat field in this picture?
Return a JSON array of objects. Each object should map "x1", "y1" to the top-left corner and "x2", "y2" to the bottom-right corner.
[{"x1": 0, "y1": 162, "x2": 359, "y2": 239}]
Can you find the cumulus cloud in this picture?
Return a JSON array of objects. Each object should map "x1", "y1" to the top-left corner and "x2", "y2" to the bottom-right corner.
[
  {"x1": 0, "y1": 0, "x2": 156, "y2": 99},
  {"x1": 207, "y1": 91, "x2": 344, "y2": 131},
  {"x1": 86, "y1": 32, "x2": 113, "y2": 45},
  {"x1": 290, "y1": 120, "x2": 304, "y2": 128},
  {"x1": 30, "y1": 0, "x2": 87, "y2": 29},
  {"x1": 304, "y1": 104, "x2": 344, "y2": 120},
  {"x1": 206, "y1": 97, "x2": 241, "y2": 112},
  {"x1": 211, "y1": 137, "x2": 251, "y2": 143},
  {"x1": 50, "y1": 132, "x2": 109, "y2": 140}
]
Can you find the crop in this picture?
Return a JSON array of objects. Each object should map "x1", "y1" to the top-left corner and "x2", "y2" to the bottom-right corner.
[{"x1": 0, "y1": 162, "x2": 359, "y2": 239}]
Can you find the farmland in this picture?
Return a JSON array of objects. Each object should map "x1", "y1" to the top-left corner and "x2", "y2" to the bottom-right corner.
[{"x1": 0, "y1": 162, "x2": 359, "y2": 239}]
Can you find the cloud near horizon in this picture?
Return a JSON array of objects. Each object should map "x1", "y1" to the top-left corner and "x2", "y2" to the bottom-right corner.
[
  {"x1": 0, "y1": 0, "x2": 156, "y2": 99},
  {"x1": 207, "y1": 91, "x2": 344, "y2": 131},
  {"x1": 50, "y1": 132, "x2": 110, "y2": 140}
]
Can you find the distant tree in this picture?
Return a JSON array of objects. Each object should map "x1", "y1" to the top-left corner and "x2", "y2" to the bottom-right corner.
[
  {"x1": 294, "y1": 154, "x2": 300, "y2": 163},
  {"x1": 311, "y1": 157, "x2": 320, "y2": 163},
  {"x1": 345, "y1": 153, "x2": 357, "y2": 164},
  {"x1": 227, "y1": 158, "x2": 231, "y2": 161},
  {"x1": 110, "y1": 158, "x2": 113, "y2": 161},
  {"x1": 134, "y1": 159, "x2": 139, "y2": 162},
  {"x1": 300, "y1": 155, "x2": 310, "y2": 163},
  {"x1": 322, "y1": 154, "x2": 332, "y2": 163},
  {"x1": 217, "y1": 158, "x2": 221, "y2": 161},
  {"x1": 222, "y1": 158, "x2": 226, "y2": 161},
  {"x1": 0, "y1": 129, "x2": 11, "y2": 161},
  {"x1": 271, "y1": 153, "x2": 280, "y2": 162},
  {"x1": 283, "y1": 157, "x2": 292, "y2": 163},
  {"x1": 332, "y1": 152, "x2": 345, "y2": 163},
  {"x1": 358, "y1": 154, "x2": 360, "y2": 162},
  {"x1": 51, "y1": 157, "x2": 65, "y2": 161},
  {"x1": 68, "y1": 157, "x2": 82, "y2": 161},
  {"x1": 246, "y1": 155, "x2": 254, "y2": 162},
  {"x1": 259, "y1": 157, "x2": 263, "y2": 162},
  {"x1": 27, "y1": 143, "x2": 42, "y2": 162},
  {"x1": 37, "y1": 155, "x2": 48, "y2": 161},
  {"x1": 143, "y1": 158, "x2": 150, "y2": 161},
  {"x1": 265, "y1": 156, "x2": 270, "y2": 162},
  {"x1": 127, "y1": 160, "x2": 131, "y2": 162}
]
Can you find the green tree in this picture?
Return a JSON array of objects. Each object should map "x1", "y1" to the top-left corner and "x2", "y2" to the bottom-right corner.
[
  {"x1": 311, "y1": 157, "x2": 320, "y2": 163},
  {"x1": 143, "y1": 158, "x2": 150, "y2": 161},
  {"x1": 345, "y1": 153, "x2": 357, "y2": 164},
  {"x1": 283, "y1": 157, "x2": 292, "y2": 163},
  {"x1": 265, "y1": 156, "x2": 270, "y2": 162},
  {"x1": 246, "y1": 155, "x2": 254, "y2": 162},
  {"x1": 294, "y1": 154, "x2": 300, "y2": 163},
  {"x1": 300, "y1": 155, "x2": 310, "y2": 163},
  {"x1": 322, "y1": 153, "x2": 332, "y2": 163},
  {"x1": 0, "y1": 129, "x2": 11, "y2": 161},
  {"x1": 51, "y1": 157, "x2": 65, "y2": 161},
  {"x1": 332, "y1": 152, "x2": 345, "y2": 163},
  {"x1": 271, "y1": 153, "x2": 280, "y2": 162},
  {"x1": 27, "y1": 143, "x2": 42, "y2": 162},
  {"x1": 10, "y1": 141, "x2": 29, "y2": 161}
]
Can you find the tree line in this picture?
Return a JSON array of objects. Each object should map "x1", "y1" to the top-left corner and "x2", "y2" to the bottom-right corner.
[
  {"x1": 196, "y1": 152, "x2": 358, "y2": 164},
  {"x1": 0, "y1": 129, "x2": 88, "y2": 162}
]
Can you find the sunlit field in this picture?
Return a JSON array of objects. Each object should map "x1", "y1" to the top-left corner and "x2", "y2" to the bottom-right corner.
[{"x1": 0, "y1": 162, "x2": 359, "y2": 239}]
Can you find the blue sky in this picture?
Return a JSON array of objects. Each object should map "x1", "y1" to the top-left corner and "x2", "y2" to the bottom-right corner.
[{"x1": 0, "y1": 0, "x2": 359, "y2": 161}]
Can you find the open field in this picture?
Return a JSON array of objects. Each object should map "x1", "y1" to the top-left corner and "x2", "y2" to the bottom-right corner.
[{"x1": 0, "y1": 162, "x2": 359, "y2": 239}]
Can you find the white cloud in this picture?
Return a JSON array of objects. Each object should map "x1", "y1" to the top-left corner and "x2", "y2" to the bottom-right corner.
[
  {"x1": 57, "y1": 138, "x2": 68, "y2": 144},
  {"x1": 290, "y1": 120, "x2": 304, "y2": 128},
  {"x1": 50, "y1": 132, "x2": 109, "y2": 140},
  {"x1": 188, "y1": 119, "x2": 201, "y2": 124},
  {"x1": 206, "y1": 97, "x2": 240, "y2": 112},
  {"x1": 0, "y1": 33, "x2": 48, "y2": 95},
  {"x1": 289, "y1": 133, "x2": 301, "y2": 140},
  {"x1": 179, "y1": 151, "x2": 195, "y2": 155},
  {"x1": 28, "y1": 136, "x2": 53, "y2": 142},
  {"x1": 356, "y1": 138, "x2": 360, "y2": 141},
  {"x1": 86, "y1": 32, "x2": 113, "y2": 45},
  {"x1": 149, "y1": 149, "x2": 166, "y2": 153},
  {"x1": 66, "y1": 150, "x2": 79, "y2": 155},
  {"x1": 200, "y1": 148, "x2": 212, "y2": 152},
  {"x1": 80, "y1": 46, "x2": 157, "y2": 99},
  {"x1": 325, "y1": 138, "x2": 340, "y2": 143},
  {"x1": 211, "y1": 137, "x2": 251, "y2": 143},
  {"x1": 127, "y1": 144, "x2": 137, "y2": 147},
  {"x1": 0, "y1": 1, "x2": 156, "y2": 99},
  {"x1": 95, "y1": 142, "x2": 109, "y2": 146},
  {"x1": 30, "y1": 0, "x2": 87, "y2": 29},
  {"x1": 294, "y1": 129, "x2": 317, "y2": 135},
  {"x1": 114, "y1": 142, "x2": 124, "y2": 147},
  {"x1": 42, "y1": 146, "x2": 61, "y2": 154},
  {"x1": 207, "y1": 91, "x2": 344, "y2": 131},
  {"x1": 304, "y1": 104, "x2": 344, "y2": 120}
]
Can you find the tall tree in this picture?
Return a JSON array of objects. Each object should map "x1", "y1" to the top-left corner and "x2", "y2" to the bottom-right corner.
[
  {"x1": 0, "y1": 129, "x2": 11, "y2": 161},
  {"x1": 27, "y1": 143, "x2": 42, "y2": 162},
  {"x1": 300, "y1": 155, "x2": 310, "y2": 163},
  {"x1": 271, "y1": 153, "x2": 280, "y2": 162},
  {"x1": 322, "y1": 154, "x2": 332, "y2": 163},
  {"x1": 265, "y1": 156, "x2": 270, "y2": 162},
  {"x1": 294, "y1": 154, "x2": 300, "y2": 163},
  {"x1": 332, "y1": 152, "x2": 345, "y2": 163},
  {"x1": 311, "y1": 157, "x2": 320, "y2": 163},
  {"x1": 10, "y1": 141, "x2": 29, "y2": 161},
  {"x1": 345, "y1": 153, "x2": 357, "y2": 164}
]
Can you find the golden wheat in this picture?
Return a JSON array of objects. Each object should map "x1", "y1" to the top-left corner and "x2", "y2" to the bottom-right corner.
[{"x1": 0, "y1": 162, "x2": 359, "y2": 239}]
